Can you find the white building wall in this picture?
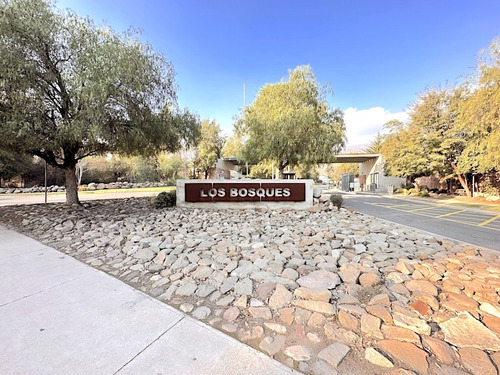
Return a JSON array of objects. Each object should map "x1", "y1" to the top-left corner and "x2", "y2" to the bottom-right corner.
[
  {"x1": 359, "y1": 156, "x2": 405, "y2": 193},
  {"x1": 211, "y1": 159, "x2": 240, "y2": 179}
]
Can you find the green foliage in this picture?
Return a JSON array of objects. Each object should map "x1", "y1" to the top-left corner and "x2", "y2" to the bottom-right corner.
[
  {"x1": 326, "y1": 163, "x2": 358, "y2": 181},
  {"x1": 157, "y1": 153, "x2": 183, "y2": 181},
  {"x1": 0, "y1": 149, "x2": 35, "y2": 181},
  {"x1": 329, "y1": 194, "x2": 343, "y2": 209},
  {"x1": 381, "y1": 37, "x2": 500, "y2": 198},
  {"x1": 418, "y1": 187, "x2": 430, "y2": 197},
  {"x1": 249, "y1": 162, "x2": 273, "y2": 179},
  {"x1": 222, "y1": 135, "x2": 243, "y2": 158},
  {"x1": 0, "y1": 0, "x2": 199, "y2": 203},
  {"x1": 194, "y1": 120, "x2": 225, "y2": 178},
  {"x1": 151, "y1": 191, "x2": 176, "y2": 208},
  {"x1": 456, "y1": 37, "x2": 500, "y2": 174},
  {"x1": 81, "y1": 156, "x2": 131, "y2": 184},
  {"x1": 364, "y1": 132, "x2": 385, "y2": 154},
  {"x1": 238, "y1": 65, "x2": 346, "y2": 173},
  {"x1": 295, "y1": 164, "x2": 319, "y2": 181}
]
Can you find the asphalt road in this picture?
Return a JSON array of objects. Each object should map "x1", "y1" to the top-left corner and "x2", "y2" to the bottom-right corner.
[{"x1": 342, "y1": 194, "x2": 500, "y2": 251}]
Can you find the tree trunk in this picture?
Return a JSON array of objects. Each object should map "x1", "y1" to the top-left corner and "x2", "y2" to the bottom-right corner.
[
  {"x1": 64, "y1": 165, "x2": 80, "y2": 205},
  {"x1": 451, "y1": 163, "x2": 471, "y2": 197},
  {"x1": 278, "y1": 160, "x2": 289, "y2": 179}
]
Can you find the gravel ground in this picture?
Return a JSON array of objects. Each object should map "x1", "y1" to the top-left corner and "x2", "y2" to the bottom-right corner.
[{"x1": 1, "y1": 197, "x2": 500, "y2": 375}]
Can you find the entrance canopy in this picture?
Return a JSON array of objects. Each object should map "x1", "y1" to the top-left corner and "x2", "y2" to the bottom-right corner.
[{"x1": 332, "y1": 154, "x2": 379, "y2": 163}]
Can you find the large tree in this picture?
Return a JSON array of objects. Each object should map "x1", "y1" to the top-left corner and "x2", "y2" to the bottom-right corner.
[
  {"x1": 238, "y1": 65, "x2": 346, "y2": 177},
  {"x1": 456, "y1": 37, "x2": 500, "y2": 175},
  {"x1": 381, "y1": 88, "x2": 472, "y2": 196},
  {"x1": 0, "y1": 0, "x2": 199, "y2": 204},
  {"x1": 194, "y1": 119, "x2": 225, "y2": 179}
]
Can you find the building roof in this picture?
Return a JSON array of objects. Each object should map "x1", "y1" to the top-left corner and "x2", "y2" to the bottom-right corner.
[{"x1": 333, "y1": 154, "x2": 380, "y2": 163}]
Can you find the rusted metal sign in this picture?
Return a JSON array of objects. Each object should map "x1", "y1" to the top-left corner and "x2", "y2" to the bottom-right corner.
[{"x1": 185, "y1": 182, "x2": 306, "y2": 202}]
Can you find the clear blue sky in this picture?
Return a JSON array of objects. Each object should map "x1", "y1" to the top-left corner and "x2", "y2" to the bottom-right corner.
[{"x1": 58, "y1": 0, "x2": 500, "y2": 145}]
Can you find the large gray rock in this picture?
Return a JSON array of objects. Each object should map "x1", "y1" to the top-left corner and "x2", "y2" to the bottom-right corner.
[{"x1": 297, "y1": 270, "x2": 340, "y2": 290}]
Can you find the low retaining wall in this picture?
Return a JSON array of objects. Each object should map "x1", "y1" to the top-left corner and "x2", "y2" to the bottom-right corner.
[{"x1": 176, "y1": 179, "x2": 314, "y2": 210}]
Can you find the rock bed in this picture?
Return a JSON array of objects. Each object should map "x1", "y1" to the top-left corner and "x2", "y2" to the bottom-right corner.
[{"x1": 1, "y1": 197, "x2": 500, "y2": 375}]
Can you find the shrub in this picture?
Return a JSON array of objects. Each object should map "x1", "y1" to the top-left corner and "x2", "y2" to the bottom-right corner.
[
  {"x1": 152, "y1": 191, "x2": 176, "y2": 208},
  {"x1": 417, "y1": 187, "x2": 430, "y2": 197},
  {"x1": 408, "y1": 188, "x2": 418, "y2": 195},
  {"x1": 329, "y1": 194, "x2": 343, "y2": 209}
]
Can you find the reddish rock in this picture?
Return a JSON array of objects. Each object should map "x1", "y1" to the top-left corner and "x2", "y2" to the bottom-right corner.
[
  {"x1": 223, "y1": 306, "x2": 240, "y2": 322},
  {"x1": 359, "y1": 272, "x2": 381, "y2": 287},
  {"x1": 338, "y1": 310, "x2": 359, "y2": 332},
  {"x1": 439, "y1": 312, "x2": 500, "y2": 351},
  {"x1": 440, "y1": 300, "x2": 479, "y2": 318},
  {"x1": 490, "y1": 352, "x2": 500, "y2": 371},
  {"x1": 387, "y1": 370, "x2": 417, "y2": 375},
  {"x1": 480, "y1": 302, "x2": 500, "y2": 318},
  {"x1": 459, "y1": 347, "x2": 497, "y2": 375},
  {"x1": 361, "y1": 313, "x2": 383, "y2": 339},
  {"x1": 324, "y1": 322, "x2": 360, "y2": 345},
  {"x1": 392, "y1": 303, "x2": 431, "y2": 335},
  {"x1": 365, "y1": 347, "x2": 394, "y2": 368},
  {"x1": 483, "y1": 314, "x2": 500, "y2": 336},
  {"x1": 338, "y1": 304, "x2": 366, "y2": 316},
  {"x1": 431, "y1": 310, "x2": 455, "y2": 323},
  {"x1": 378, "y1": 340, "x2": 428, "y2": 374},
  {"x1": 249, "y1": 306, "x2": 272, "y2": 320},
  {"x1": 381, "y1": 325, "x2": 421, "y2": 346},
  {"x1": 409, "y1": 300, "x2": 432, "y2": 317},
  {"x1": 390, "y1": 283, "x2": 411, "y2": 296},
  {"x1": 268, "y1": 284, "x2": 292, "y2": 309},
  {"x1": 339, "y1": 264, "x2": 361, "y2": 284},
  {"x1": 307, "y1": 312, "x2": 326, "y2": 328},
  {"x1": 368, "y1": 293, "x2": 391, "y2": 307},
  {"x1": 366, "y1": 304, "x2": 394, "y2": 325},
  {"x1": 422, "y1": 336, "x2": 456, "y2": 365},
  {"x1": 443, "y1": 292, "x2": 479, "y2": 310},
  {"x1": 473, "y1": 288, "x2": 499, "y2": 304},
  {"x1": 406, "y1": 280, "x2": 438, "y2": 296},
  {"x1": 412, "y1": 291, "x2": 440, "y2": 310},
  {"x1": 294, "y1": 287, "x2": 331, "y2": 301},
  {"x1": 395, "y1": 261, "x2": 415, "y2": 275},
  {"x1": 278, "y1": 307, "x2": 294, "y2": 325},
  {"x1": 294, "y1": 324, "x2": 307, "y2": 340},
  {"x1": 264, "y1": 322, "x2": 286, "y2": 334},
  {"x1": 292, "y1": 299, "x2": 336, "y2": 316}
]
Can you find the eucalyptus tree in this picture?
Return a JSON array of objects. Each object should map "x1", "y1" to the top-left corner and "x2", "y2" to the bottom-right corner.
[
  {"x1": 0, "y1": 0, "x2": 199, "y2": 204},
  {"x1": 238, "y1": 65, "x2": 346, "y2": 177}
]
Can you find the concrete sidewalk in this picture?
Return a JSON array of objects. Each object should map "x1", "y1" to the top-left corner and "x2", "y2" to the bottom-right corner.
[{"x1": 0, "y1": 225, "x2": 297, "y2": 375}]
